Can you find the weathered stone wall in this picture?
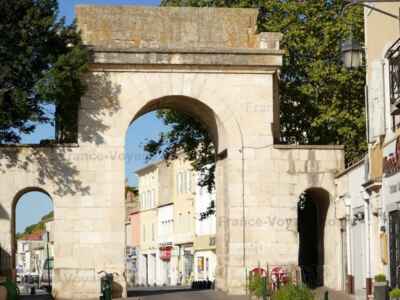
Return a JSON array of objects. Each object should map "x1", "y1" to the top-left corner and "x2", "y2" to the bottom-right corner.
[{"x1": 77, "y1": 6, "x2": 267, "y2": 50}]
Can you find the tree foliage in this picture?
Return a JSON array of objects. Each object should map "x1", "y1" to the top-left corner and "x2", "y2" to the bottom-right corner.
[
  {"x1": 144, "y1": 110, "x2": 216, "y2": 192},
  {"x1": 0, "y1": 0, "x2": 89, "y2": 144},
  {"x1": 146, "y1": 0, "x2": 366, "y2": 190}
]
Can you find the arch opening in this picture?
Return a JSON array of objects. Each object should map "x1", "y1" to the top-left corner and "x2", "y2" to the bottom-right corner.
[
  {"x1": 124, "y1": 95, "x2": 220, "y2": 295},
  {"x1": 129, "y1": 95, "x2": 224, "y2": 153},
  {"x1": 297, "y1": 188, "x2": 329, "y2": 289},
  {"x1": 11, "y1": 188, "x2": 54, "y2": 295}
]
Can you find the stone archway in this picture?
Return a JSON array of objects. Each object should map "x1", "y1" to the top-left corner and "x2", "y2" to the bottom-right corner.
[
  {"x1": 125, "y1": 95, "x2": 222, "y2": 289},
  {"x1": 0, "y1": 6, "x2": 346, "y2": 299}
]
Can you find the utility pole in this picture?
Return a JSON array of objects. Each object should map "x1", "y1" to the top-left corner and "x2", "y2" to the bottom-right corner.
[{"x1": 45, "y1": 232, "x2": 51, "y2": 293}]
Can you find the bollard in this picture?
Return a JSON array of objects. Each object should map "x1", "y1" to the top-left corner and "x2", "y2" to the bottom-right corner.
[
  {"x1": 324, "y1": 290, "x2": 329, "y2": 300},
  {"x1": 99, "y1": 273, "x2": 113, "y2": 300}
]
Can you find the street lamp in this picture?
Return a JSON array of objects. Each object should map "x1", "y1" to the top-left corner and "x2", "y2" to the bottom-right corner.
[
  {"x1": 341, "y1": 38, "x2": 364, "y2": 69},
  {"x1": 340, "y1": 0, "x2": 400, "y2": 69}
]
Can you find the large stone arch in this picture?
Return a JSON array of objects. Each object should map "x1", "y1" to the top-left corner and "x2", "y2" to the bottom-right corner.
[{"x1": 0, "y1": 6, "x2": 346, "y2": 300}]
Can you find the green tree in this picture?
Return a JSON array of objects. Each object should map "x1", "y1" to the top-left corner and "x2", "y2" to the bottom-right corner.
[
  {"x1": 0, "y1": 0, "x2": 89, "y2": 144},
  {"x1": 145, "y1": 0, "x2": 366, "y2": 191},
  {"x1": 144, "y1": 110, "x2": 216, "y2": 191}
]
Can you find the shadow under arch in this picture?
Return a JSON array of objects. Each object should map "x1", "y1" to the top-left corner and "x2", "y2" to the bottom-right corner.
[
  {"x1": 297, "y1": 187, "x2": 330, "y2": 289},
  {"x1": 129, "y1": 95, "x2": 225, "y2": 153},
  {"x1": 10, "y1": 187, "x2": 54, "y2": 280}
]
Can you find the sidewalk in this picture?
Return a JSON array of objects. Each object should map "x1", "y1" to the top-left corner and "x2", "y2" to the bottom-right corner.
[{"x1": 314, "y1": 287, "x2": 356, "y2": 300}]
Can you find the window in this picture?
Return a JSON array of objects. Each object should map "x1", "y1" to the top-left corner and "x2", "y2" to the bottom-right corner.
[
  {"x1": 176, "y1": 174, "x2": 179, "y2": 194},
  {"x1": 188, "y1": 171, "x2": 192, "y2": 193},
  {"x1": 183, "y1": 172, "x2": 188, "y2": 193},
  {"x1": 178, "y1": 172, "x2": 183, "y2": 194},
  {"x1": 179, "y1": 172, "x2": 183, "y2": 194},
  {"x1": 387, "y1": 38, "x2": 400, "y2": 114},
  {"x1": 152, "y1": 223, "x2": 155, "y2": 241},
  {"x1": 147, "y1": 190, "x2": 151, "y2": 208}
]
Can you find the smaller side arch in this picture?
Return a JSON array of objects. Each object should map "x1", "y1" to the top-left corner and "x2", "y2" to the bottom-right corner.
[
  {"x1": 297, "y1": 187, "x2": 330, "y2": 289},
  {"x1": 10, "y1": 187, "x2": 54, "y2": 280}
]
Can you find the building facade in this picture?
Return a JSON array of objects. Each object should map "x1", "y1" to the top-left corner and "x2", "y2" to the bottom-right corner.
[
  {"x1": 17, "y1": 238, "x2": 44, "y2": 278},
  {"x1": 125, "y1": 186, "x2": 139, "y2": 287},
  {"x1": 336, "y1": 2, "x2": 400, "y2": 299},
  {"x1": 194, "y1": 174, "x2": 217, "y2": 282},
  {"x1": 132, "y1": 156, "x2": 217, "y2": 287},
  {"x1": 171, "y1": 156, "x2": 196, "y2": 286},
  {"x1": 136, "y1": 163, "x2": 160, "y2": 286}
]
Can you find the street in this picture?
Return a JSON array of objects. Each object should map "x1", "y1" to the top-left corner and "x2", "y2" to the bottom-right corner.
[
  {"x1": 18, "y1": 282, "x2": 51, "y2": 299},
  {"x1": 133, "y1": 290, "x2": 248, "y2": 300},
  {"x1": 126, "y1": 287, "x2": 355, "y2": 300},
  {"x1": 15, "y1": 287, "x2": 356, "y2": 300}
]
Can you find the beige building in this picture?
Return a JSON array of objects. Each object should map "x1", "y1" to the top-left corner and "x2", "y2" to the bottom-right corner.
[
  {"x1": 365, "y1": 1, "x2": 400, "y2": 293},
  {"x1": 134, "y1": 155, "x2": 216, "y2": 286},
  {"x1": 124, "y1": 185, "x2": 139, "y2": 287},
  {"x1": 193, "y1": 177, "x2": 216, "y2": 282},
  {"x1": 136, "y1": 162, "x2": 160, "y2": 286},
  {"x1": 336, "y1": 2, "x2": 400, "y2": 299},
  {"x1": 171, "y1": 156, "x2": 196, "y2": 285}
]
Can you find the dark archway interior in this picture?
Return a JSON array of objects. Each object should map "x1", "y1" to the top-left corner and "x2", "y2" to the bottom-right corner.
[{"x1": 298, "y1": 188, "x2": 329, "y2": 289}]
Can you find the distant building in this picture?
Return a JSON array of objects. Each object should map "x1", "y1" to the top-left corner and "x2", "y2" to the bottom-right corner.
[
  {"x1": 171, "y1": 156, "x2": 195, "y2": 286},
  {"x1": 133, "y1": 155, "x2": 216, "y2": 287},
  {"x1": 136, "y1": 162, "x2": 162, "y2": 286},
  {"x1": 194, "y1": 173, "x2": 216, "y2": 282},
  {"x1": 16, "y1": 232, "x2": 45, "y2": 278},
  {"x1": 125, "y1": 185, "x2": 139, "y2": 287}
]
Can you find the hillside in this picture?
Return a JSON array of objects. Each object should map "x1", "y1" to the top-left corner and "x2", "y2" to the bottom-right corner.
[{"x1": 17, "y1": 211, "x2": 54, "y2": 240}]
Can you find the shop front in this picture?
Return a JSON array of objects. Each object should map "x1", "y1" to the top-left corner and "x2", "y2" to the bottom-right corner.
[
  {"x1": 383, "y1": 137, "x2": 400, "y2": 288},
  {"x1": 193, "y1": 235, "x2": 216, "y2": 282}
]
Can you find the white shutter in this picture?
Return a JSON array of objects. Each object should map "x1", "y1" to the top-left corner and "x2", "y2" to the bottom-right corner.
[{"x1": 369, "y1": 60, "x2": 385, "y2": 140}]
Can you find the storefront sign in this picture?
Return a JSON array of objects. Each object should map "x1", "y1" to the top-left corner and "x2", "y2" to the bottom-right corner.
[{"x1": 383, "y1": 137, "x2": 400, "y2": 177}]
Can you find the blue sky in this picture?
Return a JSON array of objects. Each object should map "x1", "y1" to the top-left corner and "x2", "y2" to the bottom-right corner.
[
  {"x1": 17, "y1": 0, "x2": 165, "y2": 233},
  {"x1": 59, "y1": 0, "x2": 161, "y2": 24}
]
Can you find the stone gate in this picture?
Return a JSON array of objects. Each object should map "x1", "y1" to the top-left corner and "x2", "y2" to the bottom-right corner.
[{"x1": 0, "y1": 6, "x2": 344, "y2": 299}]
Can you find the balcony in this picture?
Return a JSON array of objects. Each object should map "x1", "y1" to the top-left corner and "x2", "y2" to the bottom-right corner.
[{"x1": 387, "y1": 38, "x2": 400, "y2": 114}]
